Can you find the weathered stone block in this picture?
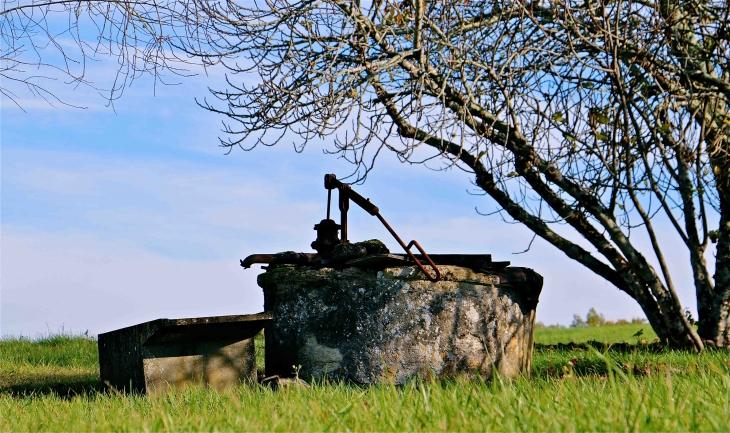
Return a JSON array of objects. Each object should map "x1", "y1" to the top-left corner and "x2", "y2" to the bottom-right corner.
[
  {"x1": 258, "y1": 265, "x2": 542, "y2": 384},
  {"x1": 98, "y1": 313, "x2": 271, "y2": 394}
]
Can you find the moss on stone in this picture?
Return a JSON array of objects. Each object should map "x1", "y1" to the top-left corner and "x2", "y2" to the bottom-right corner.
[
  {"x1": 330, "y1": 239, "x2": 390, "y2": 263},
  {"x1": 357, "y1": 239, "x2": 389, "y2": 255},
  {"x1": 331, "y1": 243, "x2": 368, "y2": 263}
]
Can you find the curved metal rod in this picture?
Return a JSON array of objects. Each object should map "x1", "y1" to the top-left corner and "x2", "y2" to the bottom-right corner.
[{"x1": 375, "y1": 213, "x2": 441, "y2": 282}]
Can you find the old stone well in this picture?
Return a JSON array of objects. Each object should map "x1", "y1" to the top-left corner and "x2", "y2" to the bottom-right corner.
[{"x1": 257, "y1": 240, "x2": 543, "y2": 384}]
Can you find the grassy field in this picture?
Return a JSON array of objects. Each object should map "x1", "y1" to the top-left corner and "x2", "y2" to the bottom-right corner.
[
  {"x1": 534, "y1": 323, "x2": 658, "y2": 345},
  {"x1": 1, "y1": 326, "x2": 729, "y2": 432}
]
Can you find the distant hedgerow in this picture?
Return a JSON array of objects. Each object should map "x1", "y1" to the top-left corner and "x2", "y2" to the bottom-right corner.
[{"x1": 568, "y1": 309, "x2": 648, "y2": 328}]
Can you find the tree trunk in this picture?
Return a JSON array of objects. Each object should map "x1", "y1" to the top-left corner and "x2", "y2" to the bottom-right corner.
[
  {"x1": 705, "y1": 155, "x2": 730, "y2": 347},
  {"x1": 471, "y1": 166, "x2": 702, "y2": 349},
  {"x1": 656, "y1": 0, "x2": 730, "y2": 350}
]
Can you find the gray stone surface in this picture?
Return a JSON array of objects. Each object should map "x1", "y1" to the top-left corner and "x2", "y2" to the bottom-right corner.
[{"x1": 259, "y1": 264, "x2": 542, "y2": 384}]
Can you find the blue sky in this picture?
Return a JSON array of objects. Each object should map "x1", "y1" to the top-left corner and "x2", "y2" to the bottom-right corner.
[{"x1": 1, "y1": 55, "x2": 700, "y2": 337}]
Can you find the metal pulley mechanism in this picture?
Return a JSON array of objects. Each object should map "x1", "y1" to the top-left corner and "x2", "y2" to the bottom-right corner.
[
  {"x1": 241, "y1": 174, "x2": 441, "y2": 282},
  {"x1": 311, "y1": 174, "x2": 440, "y2": 282}
]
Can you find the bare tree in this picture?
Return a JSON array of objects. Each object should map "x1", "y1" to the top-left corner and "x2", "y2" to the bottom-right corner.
[
  {"x1": 6, "y1": 0, "x2": 729, "y2": 349},
  {"x1": 1, "y1": 0, "x2": 223, "y2": 108},
  {"x1": 193, "y1": 0, "x2": 730, "y2": 349}
]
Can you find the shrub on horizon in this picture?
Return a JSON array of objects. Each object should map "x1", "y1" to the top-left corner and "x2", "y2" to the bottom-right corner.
[
  {"x1": 586, "y1": 308, "x2": 606, "y2": 327},
  {"x1": 570, "y1": 314, "x2": 587, "y2": 328}
]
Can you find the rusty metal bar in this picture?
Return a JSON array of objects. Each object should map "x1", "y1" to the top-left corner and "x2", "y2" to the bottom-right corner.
[
  {"x1": 375, "y1": 213, "x2": 441, "y2": 282},
  {"x1": 240, "y1": 253, "x2": 320, "y2": 269},
  {"x1": 339, "y1": 185, "x2": 350, "y2": 243},
  {"x1": 322, "y1": 174, "x2": 440, "y2": 282},
  {"x1": 325, "y1": 174, "x2": 379, "y2": 215}
]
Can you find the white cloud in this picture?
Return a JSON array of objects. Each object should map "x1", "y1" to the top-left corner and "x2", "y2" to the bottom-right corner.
[{"x1": 0, "y1": 230, "x2": 265, "y2": 337}]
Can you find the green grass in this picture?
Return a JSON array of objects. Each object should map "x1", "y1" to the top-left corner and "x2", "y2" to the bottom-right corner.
[
  {"x1": 1, "y1": 326, "x2": 729, "y2": 432},
  {"x1": 0, "y1": 334, "x2": 100, "y2": 397},
  {"x1": 535, "y1": 323, "x2": 658, "y2": 345}
]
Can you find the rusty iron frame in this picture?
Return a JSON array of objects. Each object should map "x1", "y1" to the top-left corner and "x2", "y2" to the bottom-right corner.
[{"x1": 324, "y1": 174, "x2": 441, "y2": 282}]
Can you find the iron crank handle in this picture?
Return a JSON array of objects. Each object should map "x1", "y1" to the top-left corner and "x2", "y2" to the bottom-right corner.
[
  {"x1": 375, "y1": 213, "x2": 441, "y2": 282},
  {"x1": 325, "y1": 174, "x2": 379, "y2": 215},
  {"x1": 323, "y1": 174, "x2": 440, "y2": 281},
  {"x1": 405, "y1": 240, "x2": 442, "y2": 283}
]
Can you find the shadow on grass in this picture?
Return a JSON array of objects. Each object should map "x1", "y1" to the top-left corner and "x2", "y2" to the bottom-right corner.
[
  {"x1": 531, "y1": 341, "x2": 719, "y2": 380},
  {"x1": 535, "y1": 340, "x2": 670, "y2": 353},
  {"x1": 1, "y1": 377, "x2": 107, "y2": 399}
]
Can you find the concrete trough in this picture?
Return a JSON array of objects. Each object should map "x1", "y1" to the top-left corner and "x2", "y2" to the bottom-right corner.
[{"x1": 98, "y1": 312, "x2": 271, "y2": 394}]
